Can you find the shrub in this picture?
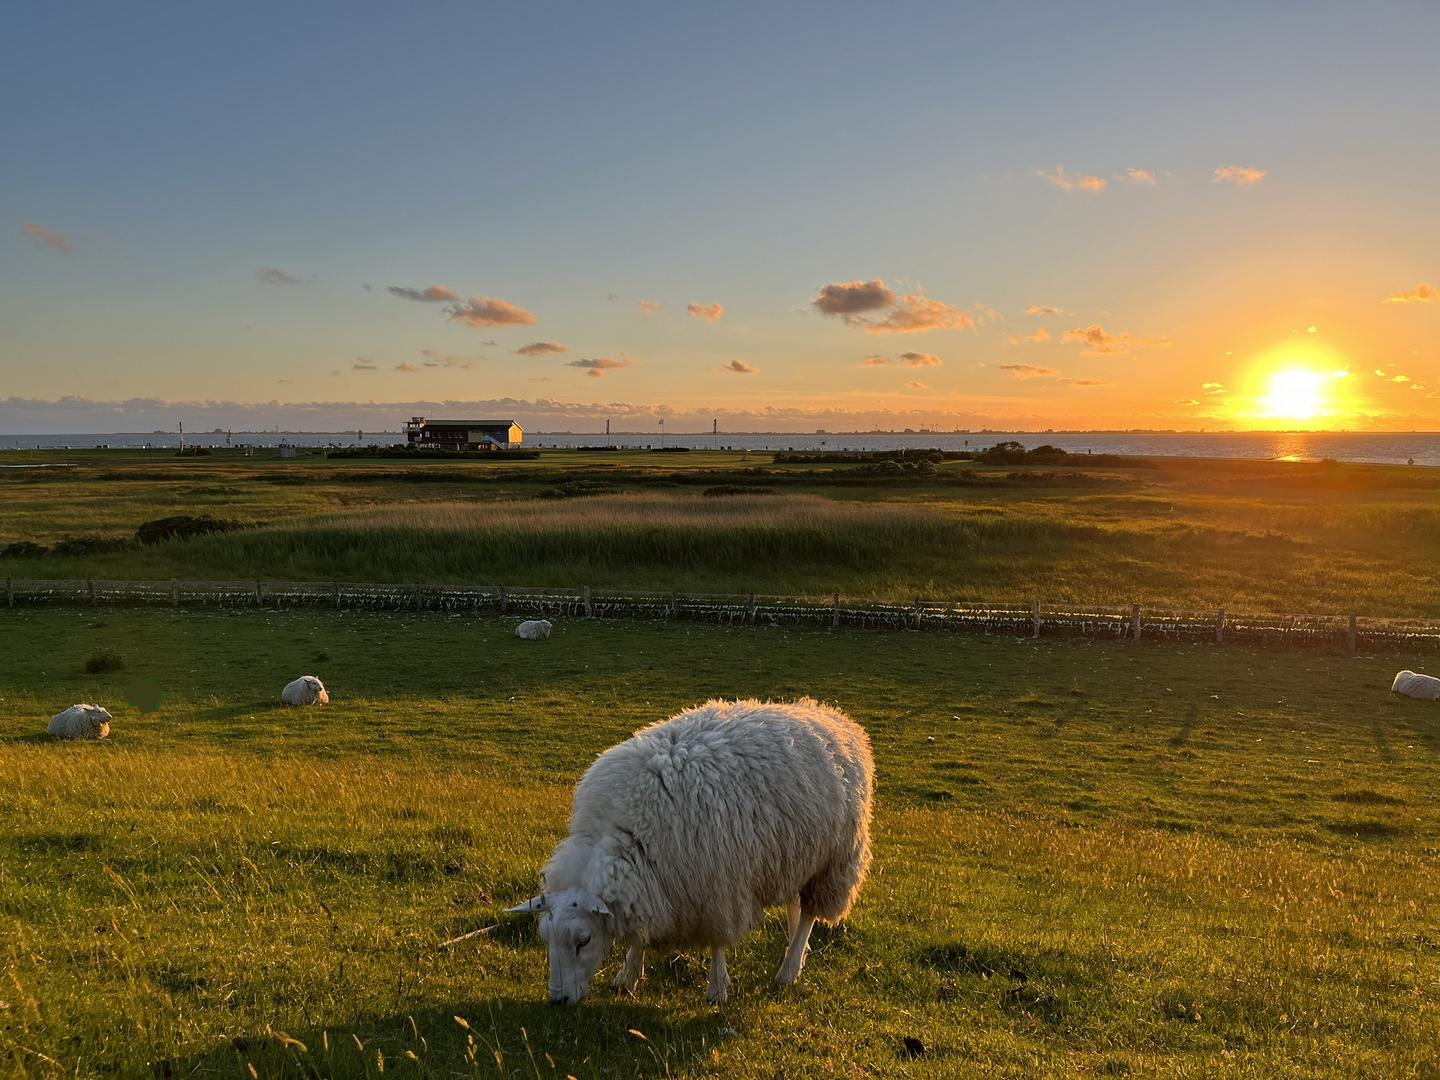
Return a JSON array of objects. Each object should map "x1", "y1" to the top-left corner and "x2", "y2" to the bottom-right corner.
[
  {"x1": 84, "y1": 650, "x2": 125, "y2": 674},
  {"x1": 0, "y1": 541, "x2": 47, "y2": 559},
  {"x1": 702, "y1": 484, "x2": 774, "y2": 497},
  {"x1": 135, "y1": 515, "x2": 241, "y2": 546},
  {"x1": 50, "y1": 535, "x2": 135, "y2": 558}
]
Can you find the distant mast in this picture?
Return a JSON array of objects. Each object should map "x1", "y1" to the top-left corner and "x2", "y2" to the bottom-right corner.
[
  {"x1": 179, "y1": 421, "x2": 184, "y2": 453},
  {"x1": 606, "y1": 419, "x2": 610, "y2": 436}
]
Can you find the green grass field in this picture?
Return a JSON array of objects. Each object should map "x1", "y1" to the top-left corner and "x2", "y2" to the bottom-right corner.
[
  {"x1": 7, "y1": 448, "x2": 1440, "y2": 614},
  {"x1": 3, "y1": 607, "x2": 1439, "y2": 1077}
]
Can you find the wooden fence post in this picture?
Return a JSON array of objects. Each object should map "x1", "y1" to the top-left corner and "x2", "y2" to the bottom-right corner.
[
  {"x1": 1033, "y1": 599, "x2": 1041, "y2": 638},
  {"x1": 499, "y1": 584, "x2": 507, "y2": 613},
  {"x1": 748, "y1": 592, "x2": 756, "y2": 625},
  {"x1": 584, "y1": 585, "x2": 592, "y2": 617},
  {"x1": 671, "y1": 590, "x2": 678, "y2": 618},
  {"x1": 88, "y1": 578, "x2": 96, "y2": 605},
  {"x1": 333, "y1": 581, "x2": 341, "y2": 609},
  {"x1": 1216, "y1": 607, "x2": 1226, "y2": 644},
  {"x1": 914, "y1": 597, "x2": 922, "y2": 630},
  {"x1": 1349, "y1": 613, "x2": 1357, "y2": 652},
  {"x1": 171, "y1": 579, "x2": 179, "y2": 607},
  {"x1": 414, "y1": 583, "x2": 423, "y2": 610},
  {"x1": 832, "y1": 593, "x2": 840, "y2": 629},
  {"x1": 1132, "y1": 603, "x2": 1141, "y2": 640},
  {"x1": 5, "y1": 578, "x2": 11, "y2": 607}
]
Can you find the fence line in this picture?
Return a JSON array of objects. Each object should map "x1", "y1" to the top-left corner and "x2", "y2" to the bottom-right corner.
[{"x1": 2, "y1": 575, "x2": 1435, "y2": 651}]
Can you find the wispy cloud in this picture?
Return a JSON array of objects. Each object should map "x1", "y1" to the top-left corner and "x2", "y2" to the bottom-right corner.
[
  {"x1": 1203, "y1": 382, "x2": 1227, "y2": 395},
  {"x1": 687, "y1": 302, "x2": 724, "y2": 323},
  {"x1": 1037, "y1": 166, "x2": 1105, "y2": 192},
  {"x1": 447, "y1": 296, "x2": 537, "y2": 328},
  {"x1": 865, "y1": 295, "x2": 972, "y2": 333},
  {"x1": 637, "y1": 299, "x2": 666, "y2": 315},
  {"x1": 1006, "y1": 328, "x2": 1051, "y2": 345},
  {"x1": 420, "y1": 349, "x2": 477, "y2": 370},
  {"x1": 905, "y1": 381, "x2": 928, "y2": 390},
  {"x1": 898, "y1": 351, "x2": 941, "y2": 366},
  {"x1": 1176, "y1": 398, "x2": 1199, "y2": 405},
  {"x1": 1025, "y1": 305, "x2": 1062, "y2": 315},
  {"x1": 1124, "y1": 168, "x2": 1156, "y2": 185},
  {"x1": 388, "y1": 284, "x2": 461, "y2": 303},
  {"x1": 1061, "y1": 323, "x2": 1172, "y2": 355},
  {"x1": 860, "y1": 356, "x2": 891, "y2": 367},
  {"x1": 1213, "y1": 165, "x2": 1266, "y2": 186},
  {"x1": 812, "y1": 280, "x2": 895, "y2": 319},
  {"x1": 22, "y1": 222, "x2": 75, "y2": 252},
  {"x1": 515, "y1": 341, "x2": 569, "y2": 356},
  {"x1": 1069, "y1": 379, "x2": 1112, "y2": 387},
  {"x1": 568, "y1": 356, "x2": 630, "y2": 378},
  {"x1": 999, "y1": 363, "x2": 1059, "y2": 379},
  {"x1": 395, "y1": 362, "x2": 420, "y2": 373},
  {"x1": 1384, "y1": 283, "x2": 1439, "y2": 303},
  {"x1": 257, "y1": 266, "x2": 300, "y2": 284},
  {"x1": 353, "y1": 358, "x2": 378, "y2": 370},
  {"x1": 722, "y1": 360, "x2": 758, "y2": 374}
]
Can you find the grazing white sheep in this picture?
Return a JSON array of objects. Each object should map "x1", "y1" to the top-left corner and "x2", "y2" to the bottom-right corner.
[
  {"x1": 281, "y1": 675, "x2": 329, "y2": 706},
  {"x1": 1391, "y1": 670, "x2": 1440, "y2": 700},
  {"x1": 48, "y1": 703, "x2": 112, "y2": 739},
  {"x1": 515, "y1": 619, "x2": 553, "y2": 640},
  {"x1": 508, "y1": 697, "x2": 874, "y2": 1005}
]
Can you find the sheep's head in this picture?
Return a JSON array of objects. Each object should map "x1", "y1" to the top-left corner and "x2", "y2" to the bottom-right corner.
[{"x1": 507, "y1": 889, "x2": 613, "y2": 1005}]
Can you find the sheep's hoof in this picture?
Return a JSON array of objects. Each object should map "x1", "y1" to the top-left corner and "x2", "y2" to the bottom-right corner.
[
  {"x1": 705, "y1": 979, "x2": 729, "y2": 1004},
  {"x1": 613, "y1": 970, "x2": 640, "y2": 994}
]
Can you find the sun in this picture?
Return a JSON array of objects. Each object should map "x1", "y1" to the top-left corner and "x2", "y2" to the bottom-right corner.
[{"x1": 1261, "y1": 369, "x2": 1330, "y2": 420}]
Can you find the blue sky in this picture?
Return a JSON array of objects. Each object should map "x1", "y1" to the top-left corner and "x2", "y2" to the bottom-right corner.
[{"x1": 3, "y1": 2, "x2": 1437, "y2": 431}]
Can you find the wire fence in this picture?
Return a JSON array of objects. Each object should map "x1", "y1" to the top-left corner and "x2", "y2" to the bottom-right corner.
[{"x1": 5, "y1": 576, "x2": 1436, "y2": 652}]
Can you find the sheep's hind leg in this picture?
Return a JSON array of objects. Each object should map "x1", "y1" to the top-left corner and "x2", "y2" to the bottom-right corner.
[
  {"x1": 775, "y1": 910, "x2": 817, "y2": 986},
  {"x1": 786, "y1": 895, "x2": 801, "y2": 939},
  {"x1": 706, "y1": 947, "x2": 730, "y2": 1004},
  {"x1": 614, "y1": 942, "x2": 645, "y2": 994}
]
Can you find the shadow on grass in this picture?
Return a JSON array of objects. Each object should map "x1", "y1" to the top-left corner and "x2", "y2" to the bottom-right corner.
[{"x1": 167, "y1": 996, "x2": 724, "y2": 1078}]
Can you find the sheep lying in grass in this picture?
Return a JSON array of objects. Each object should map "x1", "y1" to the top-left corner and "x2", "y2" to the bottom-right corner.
[
  {"x1": 1391, "y1": 670, "x2": 1440, "y2": 700},
  {"x1": 281, "y1": 675, "x2": 329, "y2": 705},
  {"x1": 516, "y1": 619, "x2": 553, "y2": 640},
  {"x1": 48, "y1": 704, "x2": 113, "y2": 739},
  {"x1": 508, "y1": 697, "x2": 874, "y2": 1005}
]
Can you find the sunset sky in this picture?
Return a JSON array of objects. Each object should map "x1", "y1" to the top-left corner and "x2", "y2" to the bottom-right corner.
[{"x1": 2, "y1": 2, "x2": 1436, "y2": 433}]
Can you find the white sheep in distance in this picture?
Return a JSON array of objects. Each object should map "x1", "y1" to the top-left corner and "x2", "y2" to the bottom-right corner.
[
  {"x1": 1392, "y1": 670, "x2": 1440, "y2": 700},
  {"x1": 48, "y1": 703, "x2": 113, "y2": 739},
  {"x1": 515, "y1": 619, "x2": 553, "y2": 640},
  {"x1": 281, "y1": 675, "x2": 329, "y2": 706},
  {"x1": 508, "y1": 697, "x2": 874, "y2": 1005}
]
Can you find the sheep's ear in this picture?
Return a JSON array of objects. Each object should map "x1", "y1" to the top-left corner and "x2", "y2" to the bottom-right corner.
[
  {"x1": 506, "y1": 894, "x2": 549, "y2": 915},
  {"x1": 589, "y1": 900, "x2": 610, "y2": 917}
]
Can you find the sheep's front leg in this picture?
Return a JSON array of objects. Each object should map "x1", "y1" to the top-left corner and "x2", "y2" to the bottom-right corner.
[
  {"x1": 706, "y1": 947, "x2": 730, "y2": 1004},
  {"x1": 775, "y1": 911, "x2": 816, "y2": 986},
  {"x1": 614, "y1": 940, "x2": 645, "y2": 994},
  {"x1": 786, "y1": 895, "x2": 801, "y2": 939}
]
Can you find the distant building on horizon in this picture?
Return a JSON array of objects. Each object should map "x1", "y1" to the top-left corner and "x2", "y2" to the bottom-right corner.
[{"x1": 404, "y1": 416, "x2": 523, "y2": 450}]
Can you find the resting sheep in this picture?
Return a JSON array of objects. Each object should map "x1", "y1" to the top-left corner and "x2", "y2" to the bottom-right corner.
[
  {"x1": 1392, "y1": 670, "x2": 1440, "y2": 700},
  {"x1": 508, "y1": 697, "x2": 874, "y2": 1005},
  {"x1": 516, "y1": 619, "x2": 553, "y2": 640},
  {"x1": 48, "y1": 703, "x2": 112, "y2": 739},
  {"x1": 281, "y1": 675, "x2": 329, "y2": 706}
]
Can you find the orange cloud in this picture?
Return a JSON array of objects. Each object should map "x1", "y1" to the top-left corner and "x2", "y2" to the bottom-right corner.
[
  {"x1": 1025, "y1": 305, "x2": 1062, "y2": 315},
  {"x1": 1037, "y1": 166, "x2": 1105, "y2": 192},
  {"x1": 353, "y1": 358, "x2": 378, "y2": 370},
  {"x1": 637, "y1": 299, "x2": 666, "y2": 315},
  {"x1": 905, "y1": 381, "x2": 928, "y2": 390},
  {"x1": 1384, "y1": 283, "x2": 1439, "y2": 303},
  {"x1": 1006, "y1": 328, "x2": 1051, "y2": 345},
  {"x1": 257, "y1": 266, "x2": 299, "y2": 284},
  {"x1": 898, "y1": 351, "x2": 941, "y2": 366},
  {"x1": 999, "y1": 364, "x2": 1059, "y2": 379},
  {"x1": 1125, "y1": 168, "x2": 1156, "y2": 185},
  {"x1": 812, "y1": 279, "x2": 896, "y2": 319},
  {"x1": 1213, "y1": 165, "x2": 1266, "y2": 186},
  {"x1": 419, "y1": 350, "x2": 477, "y2": 370},
  {"x1": 1176, "y1": 398, "x2": 1199, "y2": 405},
  {"x1": 22, "y1": 222, "x2": 75, "y2": 252},
  {"x1": 864, "y1": 294, "x2": 972, "y2": 334},
  {"x1": 515, "y1": 341, "x2": 569, "y2": 356},
  {"x1": 388, "y1": 284, "x2": 461, "y2": 303},
  {"x1": 687, "y1": 302, "x2": 724, "y2": 322},
  {"x1": 568, "y1": 356, "x2": 630, "y2": 378},
  {"x1": 860, "y1": 355, "x2": 891, "y2": 367},
  {"x1": 1203, "y1": 382, "x2": 1226, "y2": 395},
  {"x1": 1070, "y1": 379, "x2": 1112, "y2": 387},
  {"x1": 722, "y1": 360, "x2": 758, "y2": 374},
  {"x1": 446, "y1": 296, "x2": 537, "y2": 328},
  {"x1": 1061, "y1": 323, "x2": 1172, "y2": 355},
  {"x1": 395, "y1": 362, "x2": 420, "y2": 373}
]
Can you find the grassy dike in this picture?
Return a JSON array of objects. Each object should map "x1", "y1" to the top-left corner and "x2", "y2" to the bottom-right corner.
[{"x1": 2, "y1": 608, "x2": 1438, "y2": 1077}]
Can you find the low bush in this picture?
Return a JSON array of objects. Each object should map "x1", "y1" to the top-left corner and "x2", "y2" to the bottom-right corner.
[
  {"x1": 0, "y1": 540, "x2": 47, "y2": 559},
  {"x1": 702, "y1": 484, "x2": 774, "y2": 497},
  {"x1": 135, "y1": 515, "x2": 241, "y2": 545},
  {"x1": 84, "y1": 649, "x2": 125, "y2": 674},
  {"x1": 50, "y1": 535, "x2": 135, "y2": 558}
]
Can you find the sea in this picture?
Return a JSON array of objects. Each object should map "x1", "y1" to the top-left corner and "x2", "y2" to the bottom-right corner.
[{"x1": 4, "y1": 430, "x2": 1440, "y2": 466}]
